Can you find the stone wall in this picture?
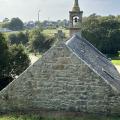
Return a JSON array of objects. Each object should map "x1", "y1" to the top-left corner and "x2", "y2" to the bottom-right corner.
[{"x1": 0, "y1": 42, "x2": 120, "y2": 115}]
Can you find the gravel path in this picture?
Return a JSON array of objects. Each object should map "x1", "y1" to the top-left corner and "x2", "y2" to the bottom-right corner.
[
  {"x1": 115, "y1": 65, "x2": 120, "y2": 74},
  {"x1": 29, "y1": 54, "x2": 39, "y2": 64}
]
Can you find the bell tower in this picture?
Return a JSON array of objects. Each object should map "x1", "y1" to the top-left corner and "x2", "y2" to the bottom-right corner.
[{"x1": 69, "y1": 0, "x2": 83, "y2": 37}]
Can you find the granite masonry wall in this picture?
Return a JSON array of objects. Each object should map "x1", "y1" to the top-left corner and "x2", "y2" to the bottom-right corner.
[{"x1": 0, "y1": 42, "x2": 120, "y2": 115}]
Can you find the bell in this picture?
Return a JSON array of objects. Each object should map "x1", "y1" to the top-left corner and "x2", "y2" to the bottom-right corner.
[{"x1": 75, "y1": 18, "x2": 78, "y2": 22}]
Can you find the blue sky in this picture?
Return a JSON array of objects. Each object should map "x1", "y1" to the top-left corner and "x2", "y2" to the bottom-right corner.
[{"x1": 0, "y1": 0, "x2": 120, "y2": 22}]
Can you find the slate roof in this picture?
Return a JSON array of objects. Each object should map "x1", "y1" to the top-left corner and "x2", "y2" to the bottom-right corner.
[{"x1": 66, "y1": 34, "x2": 120, "y2": 92}]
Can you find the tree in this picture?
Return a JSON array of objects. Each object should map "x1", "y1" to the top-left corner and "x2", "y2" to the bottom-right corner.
[
  {"x1": 29, "y1": 29, "x2": 54, "y2": 53},
  {"x1": 108, "y1": 29, "x2": 120, "y2": 54},
  {"x1": 8, "y1": 18, "x2": 24, "y2": 31},
  {"x1": 0, "y1": 33, "x2": 30, "y2": 90},
  {"x1": 1, "y1": 18, "x2": 10, "y2": 28},
  {"x1": 8, "y1": 34, "x2": 18, "y2": 45},
  {"x1": 0, "y1": 33, "x2": 10, "y2": 78},
  {"x1": 35, "y1": 21, "x2": 43, "y2": 31},
  {"x1": 9, "y1": 44, "x2": 30, "y2": 77},
  {"x1": 29, "y1": 29, "x2": 46, "y2": 52},
  {"x1": 0, "y1": 33, "x2": 11, "y2": 90},
  {"x1": 2, "y1": 22, "x2": 9, "y2": 29},
  {"x1": 8, "y1": 32, "x2": 28, "y2": 45},
  {"x1": 3, "y1": 18, "x2": 9, "y2": 23},
  {"x1": 17, "y1": 32, "x2": 28, "y2": 45},
  {"x1": 82, "y1": 15, "x2": 120, "y2": 56}
]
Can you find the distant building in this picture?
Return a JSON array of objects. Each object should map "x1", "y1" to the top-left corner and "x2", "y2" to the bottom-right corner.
[{"x1": 24, "y1": 21, "x2": 36, "y2": 29}]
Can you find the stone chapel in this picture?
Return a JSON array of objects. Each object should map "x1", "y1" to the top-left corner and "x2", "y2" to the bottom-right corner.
[{"x1": 0, "y1": 0, "x2": 120, "y2": 115}]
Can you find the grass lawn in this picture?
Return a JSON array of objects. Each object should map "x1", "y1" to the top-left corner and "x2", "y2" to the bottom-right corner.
[
  {"x1": 42, "y1": 29, "x2": 69, "y2": 37},
  {"x1": 3, "y1": 29, "x2": 69, "y2": 37},
  {"x1": 0, "y1": 114, "x2": 120, "y2": 120},
  {"x1": 3, "y1": 29, "x2": 69, "y2": 38},
  {"x1": 112, "y1": 60, "x2": 120, "y2": 65}
]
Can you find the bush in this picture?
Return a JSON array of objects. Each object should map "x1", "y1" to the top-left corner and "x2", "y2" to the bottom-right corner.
[
  {"x1": 9, "y1": 44, "x2": 30, "y2": 77},
  {"x1": 8, "y1": 32, "x2": 28, "y2": 45},
  {"x1": 0, "y1": 33, "x2": 10, "y2": 79},
  {"x1": 0, "y1": 33, "x2": 30, "y2": 90},
  {"x1": 8, "y1": 33, "x2": 18, "y2": 45},
  {"x1": 29, "y1": 29, "x2": 55, "y2": 53}
]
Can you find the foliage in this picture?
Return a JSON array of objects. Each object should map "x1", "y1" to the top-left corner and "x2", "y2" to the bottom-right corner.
[
  {"x1": 82, "y1": 15, "x2": 120, "y2": 55},
  {"x1": 29, "y1": 29, "x2": 55, "y2": 53},
  {"x1": 1, "y1": 22, "x2": 9, "y2": 28},
  {"x1": 0, "y1": 114, "x2": 120, "y2": 120},
  {"x1": 41, "y1": 19, "x2": 69, "y2": 29},
  {"x1": 17, "y1": 32, "x2": 29, "y2": 45},
  {"x1": 8, "y1": 32, "x2": 28, "y2": 45},
  {"x1": 0, "y1": 33, "x2": 30, "y2": 90},
  {"x1": 0, "y1": 33, "x2": 10, "y2": 78},
  {"x1": 0, "y1": 33, "x2": 12, "y2": 90},
  {"x1": 35, "y1": 21, "x2": 43, "y2": 31},
  {"x1": 9, "y1": 44, "x2": 30, "y2": 77},
  {"x1": 2, "y1": 18, "x2": 24, "y2": 31},
  {"x1": 3, "y1": 18, "x2": 9, "y2": 23},
  {"x1": 9, "y1": 18, "x2": 24, "y2": 31},
  {"x1": 8, "y1": 33, "x2": 18, "y2": 44}
]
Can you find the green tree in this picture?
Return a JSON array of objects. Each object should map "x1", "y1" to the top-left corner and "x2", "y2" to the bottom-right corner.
[
  {"x1": 0, "y1": 33, "x2": 30, "y2": 90},
  {"x1": 3, "y1": 18, "x2": 9, "y2": 23},
  {"x1": 17, "y1": 32, "x2": 28, "y2": 45},
  {"x1": 1, "y1": 18, "x2": 10, "y2": 28},
  {"x1": 8, "y1": 32, "x2": 28, "y2": 45},
  {"x1": 82, "y1": 15, "x2": 120, "y2": 55},
  {"x1": 29, "y1": 29, "x2": 54, "y2": 53},
  {"x1": 8, "y1": 18, "x2": 24, "y2": 31},
  {"x1": 2, "y1": 22, "x2": 9, "y2": 29},
  {"x1": 0, "y1": 33, "x2": 10, "y2": 78},
  {"x1": 108, "y1": 29, "x2": 120, "y2": 54},
  {"x1": 0, "y1": 33, "x2": 12, "y2": 90},
  {"x1": 35, "y1": 21, "x2": 43, "y2": 31},
  {"x1": 8, "y1": 33, "x2": 18, "y2": 45},
  {"x1": 9, "y1": 44, "x2": 30, "y2": 77}
]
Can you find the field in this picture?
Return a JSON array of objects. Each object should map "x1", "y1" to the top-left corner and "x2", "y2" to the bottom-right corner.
[
  {"x1": 3, "y1": 29, "x2": 69, "y2": 39},
  {"x1": 0, "y1": 114, "x2": 120, "y2": 120},
  {"x1": 112, "y1": 60, "x2": 120, "y2": 65},
  {"x1": 42, "y1": 29, "x2": 69, "y2": 37},
  {"x1": 112, "y1": 59, "x2": 120, "y2": 73}
]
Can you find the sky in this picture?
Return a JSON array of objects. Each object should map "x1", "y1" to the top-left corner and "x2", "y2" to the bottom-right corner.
[{"x1": 0, "y1": 0, "x2": 120, "y2": 22}]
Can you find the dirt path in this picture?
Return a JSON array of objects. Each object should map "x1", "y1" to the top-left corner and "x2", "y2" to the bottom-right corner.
[
  {"x1": 29, "y1": 54, "x2": 39, "y2": 64},
  {"x1": 115, "y1": 65, "x2": 120, "y2": 74}
]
